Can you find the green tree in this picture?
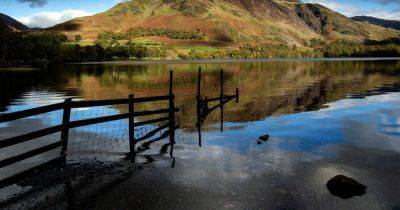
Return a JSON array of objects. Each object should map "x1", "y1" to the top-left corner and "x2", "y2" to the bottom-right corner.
[
  {"x1": 74, "y1": 34, "x2": 82, "y2": 43},
  {"x1": 131, "y1": 45, "x2": 148, "y2": 59}
]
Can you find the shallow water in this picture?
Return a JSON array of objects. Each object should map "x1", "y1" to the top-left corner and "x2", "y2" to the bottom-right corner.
[{"x1": 1, "y1": 59, "x2": 400, "y2": 209}]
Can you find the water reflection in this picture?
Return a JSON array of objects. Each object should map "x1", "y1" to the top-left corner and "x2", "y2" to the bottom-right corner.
[
  {"x1": 1, "y1": 60, "x2": 400, "y2": 121},
  {"x1": 1, "y1": 60, "x2": 400, "y2": 209}
]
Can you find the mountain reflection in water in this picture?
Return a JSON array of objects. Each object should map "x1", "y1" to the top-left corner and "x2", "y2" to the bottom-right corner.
[{"x1": 1, "y1": 59, "x2": 400, "y2": 209}]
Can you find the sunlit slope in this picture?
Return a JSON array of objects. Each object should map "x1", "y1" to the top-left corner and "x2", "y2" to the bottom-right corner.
[{"x1": 51, "y1": 0, "x2": 400, "y2": 46}]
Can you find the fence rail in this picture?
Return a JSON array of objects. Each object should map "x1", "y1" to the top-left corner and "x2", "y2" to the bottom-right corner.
[{"x1": 0, "y1": 71, "x2": 178, "y2": 188}]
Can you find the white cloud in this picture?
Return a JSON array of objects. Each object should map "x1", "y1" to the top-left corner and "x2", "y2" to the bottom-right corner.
[{"x1": 17, "y1": 9, "x2": 92, "y2": 28}]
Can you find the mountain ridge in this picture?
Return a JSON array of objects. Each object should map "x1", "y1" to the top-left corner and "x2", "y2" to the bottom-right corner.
[
  {"x1": 0, "y1": 13, "x2": 29, "y2": 31},
  {"x1": 50, "y1": 0, "x2": 400, "y2": 47},
  {"x1": 352, "y1": 16, "x2": 400, "y2": 31}
]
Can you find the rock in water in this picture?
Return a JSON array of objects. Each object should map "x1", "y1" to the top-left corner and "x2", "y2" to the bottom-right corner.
[
  {"x1": 259, "y1": 135, "x2": 270, "y2": 141},
  {"x1": 327, "y1": 175, "x2": 367, "y2": 199}
]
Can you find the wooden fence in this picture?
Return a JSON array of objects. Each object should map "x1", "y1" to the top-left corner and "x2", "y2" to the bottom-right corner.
[
  {"x1": 0, "y1": 71, "x2": 178, "y2": 188},
  {"x1": 196, "y1": 68, "x2": 239, "y2": 147}
]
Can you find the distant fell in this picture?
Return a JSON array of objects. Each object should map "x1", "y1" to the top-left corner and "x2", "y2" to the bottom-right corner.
[
  {"x1": 0, "y1": 13, "x2": 29, "y2": 31},
  {"x1": 352, "y1": 16, "x2": 400, "y2": 31}
]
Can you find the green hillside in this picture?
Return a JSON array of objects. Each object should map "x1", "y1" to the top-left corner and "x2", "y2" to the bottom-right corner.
[{"x1": 51, "y1": 0, "x2": 399, "y2": 47}]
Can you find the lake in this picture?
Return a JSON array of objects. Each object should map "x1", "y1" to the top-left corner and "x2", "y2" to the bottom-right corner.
[{"x1": 1, "y1": 58, "x2": 400, "y2": 209}]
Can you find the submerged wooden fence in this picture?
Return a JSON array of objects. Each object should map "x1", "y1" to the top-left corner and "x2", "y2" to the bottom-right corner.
[
  {"x1": 196, "y1": 68, "x2": 240, "y2": 147},
  {"x1": 0, "y1": 71, "x2": 178, "y2": 188}
]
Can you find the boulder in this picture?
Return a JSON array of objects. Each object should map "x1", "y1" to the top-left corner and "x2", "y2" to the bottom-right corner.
[
  {"x1": 327, "y1": 175, "x2": 367, "y2": 199},
  {"x1": 259, "y1": 135, "x2": 270, "y2": 141}
]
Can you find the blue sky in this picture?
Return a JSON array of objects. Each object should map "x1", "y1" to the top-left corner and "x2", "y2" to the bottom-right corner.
[{"x1": 0, "y1": 0, "x2": 399, "y2": 28}]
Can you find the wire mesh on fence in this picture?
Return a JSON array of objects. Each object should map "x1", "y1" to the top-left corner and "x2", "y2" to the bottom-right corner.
[{"x1": 67, "y1": 104, "x2": 174, "y2": 162}]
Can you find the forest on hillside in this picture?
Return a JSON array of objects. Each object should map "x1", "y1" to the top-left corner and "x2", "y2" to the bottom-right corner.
[{"x1": 1, "y1": 18, "x2": 400, "y2": 67}]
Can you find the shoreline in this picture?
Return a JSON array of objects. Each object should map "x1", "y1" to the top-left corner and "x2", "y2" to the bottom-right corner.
[
  {"x1": 2, "y1": 57, "x2": 399, "y2": 69},
  {"x1": 69, "y1": 57, "x2": 400, "y2": 65}
]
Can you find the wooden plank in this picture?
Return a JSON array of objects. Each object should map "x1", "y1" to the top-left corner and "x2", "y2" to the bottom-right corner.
[
  {"x1": 69, "y1": 113, "x2": 130, "y2": 128},
  {"x1": 135, "y1": 108, "x2": 179, "y2": 117},
  {"x1": 0, "y1": 103, "x2": 64, "y2": 123},
  {"x1": 133, "y1": 95, "x2": 170, "y2": 103},
  {"x1": 0, "y1": 95, "x2": 172, "y2": 123},
  {"x1": 208, "y1": 98, "x2": 235, "y2": 113},
  {"x1": 134, "y1": 117, "x2": 169, "y2": 127},
  {"x1": 0, "y1": 141, "x2": 64, "y2": 168},
  {"x1": 70, "y1": 95, "x2": 170, "y2": 108},
  {"x1": 0, "y1": 156, "x2": 65, "y2": 189},
  {"x1": 136, "y1": 123, "x2": 169, "y2": 142},
  {"x1": 63, "y1": 108, "x2": 178, "y2": 129},
  {"x1": 204, "y1": 95, "x2": 236, "y2": 102},
  {"x1": 0, "y1": 125, "x2": 63, "y2": 149},
  {"x1": 71, "y1": 98, "x2": 129, "y2": 108}
]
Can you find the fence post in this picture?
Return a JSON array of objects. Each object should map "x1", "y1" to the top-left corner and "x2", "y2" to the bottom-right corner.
[
  {"x1": 128, "y1": 94, "x2": 135, "y2": 161},
  {"x1": 169, "y1": 71, "x2": 176, "y2": 145},
  {"x1": 220, "y1": 69, "x2": 224, "y2": 132},
  {"x1": 196, "y1": 67, "x2": 202, "y2": 126},
  {"x1": 197, "y1": 67, "x2": 201, "y2": 100},
  {"x1": 236, "y1": 88, "x2": 239, "y2": 103},
  {"x1": 60, "y1": 98, "x2": 72, "y2": 164}
]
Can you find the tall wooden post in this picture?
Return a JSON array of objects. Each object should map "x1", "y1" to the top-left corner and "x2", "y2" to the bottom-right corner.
[
  {"x1": 236, "y1": 88, "x2": 239, "y2": 103},
  {"x1": 197, "y1": 67, "x2": 201, "y2": 99},
  {"x1": 220, "y1": 69, "x2": 224, "y2": 132},
  {"x1": 128, "y1": 94, "x2": 135, "y2": 161},
  {"x1": 197, "y1": 67, "x2": 202, "y2": 147},
  {"x1": 60, "y1": 98, "x2": 72, "y2": 164},
  {"x1": 169, "y1": 71, "x2": 176, "y2": 145}
]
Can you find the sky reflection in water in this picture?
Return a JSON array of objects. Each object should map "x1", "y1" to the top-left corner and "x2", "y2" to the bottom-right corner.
[{"x1": 1, "y1": 60, "x2": 400, "y2": 208}]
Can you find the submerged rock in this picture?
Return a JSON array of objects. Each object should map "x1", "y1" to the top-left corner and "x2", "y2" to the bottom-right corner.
[
  {"x1": 327, "y1": 175, "x2": 367, "y2": 199},
  {"x1": 259, "y1": 135, "x2": 270, "y2": 141}
]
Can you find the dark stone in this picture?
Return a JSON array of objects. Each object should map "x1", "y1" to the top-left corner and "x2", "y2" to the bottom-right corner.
[
  {"x1": 257, "y1": 140, "x2": 262, "y2": 145},
  {"x1": 144, "y1": 155, "x2": 155, "y2": 163},
  {"x1": 327, "y1": 175, "x2": 367, "y2": 199},
  {"x1": 259, "y1": 135, "x2": 270, "y2": 141}
]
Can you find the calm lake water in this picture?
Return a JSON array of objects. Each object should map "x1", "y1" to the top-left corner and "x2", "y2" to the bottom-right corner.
[{"x1": 1, "y1": 58, "x2": 400, "y2": 209}]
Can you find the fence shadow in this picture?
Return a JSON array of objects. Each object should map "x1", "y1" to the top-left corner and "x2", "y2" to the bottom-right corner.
[
  {"x1": 0, "y1": 68, "x2": 240, "y2": 189},
  {"x1": 0, "y1": 71, "x2": 179, "y2": 189}
]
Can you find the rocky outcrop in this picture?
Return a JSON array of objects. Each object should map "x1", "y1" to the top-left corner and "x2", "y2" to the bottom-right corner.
[{"x1": 295, "y1": 4, "x2": 328, "y2": 35}]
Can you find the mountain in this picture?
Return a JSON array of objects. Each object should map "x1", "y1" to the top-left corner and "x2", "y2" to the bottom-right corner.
[
  {"x1": 352, "y1": 16, "x2": 400, "y2": 31},
  {"x1": 0, "y1": 13, "x2": 29, "y2": 31},
  {"x1": 50, "y1": 0, "x2": 400, "y2": 47}
]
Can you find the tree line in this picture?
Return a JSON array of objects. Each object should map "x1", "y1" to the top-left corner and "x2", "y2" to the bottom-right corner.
[
  {"x1": 1, "y1": 18, "x2": 400, "y2": 67},
  {"x1": 95, "y1": 27, "x2": 205, "y2": 46}
]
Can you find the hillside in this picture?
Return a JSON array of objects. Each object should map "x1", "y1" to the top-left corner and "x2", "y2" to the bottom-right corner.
[
  {"x1": 0, "y1": 13, "x2": 29, "y2": 31},
  {"x1": 50, "y1": 0, "x2": 400, "y2": 48},
  {"x1": 352, "y1": 16, "x2": 400, "y2": 31}
]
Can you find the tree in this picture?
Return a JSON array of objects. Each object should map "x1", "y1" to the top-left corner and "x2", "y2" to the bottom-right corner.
[
  {"x1": 74, "y1": 34, "x2": 82, "y2": 43},
  {"x1": 0, "y1": 19, "x2": 14, "y2": 63},
  {"x1": 131, "y1": 45, "x2": 148, "y2": 59}
]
